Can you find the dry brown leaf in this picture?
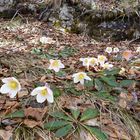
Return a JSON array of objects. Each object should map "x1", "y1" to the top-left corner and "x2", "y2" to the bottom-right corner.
[
  {"x1": 122, "y1": 50, "x2": 133, "y2": 61},
  {"x1": 0, "y1": 130, "x2": 12, "y2": 140},
  {"x1": 40, "y1": 75, "x2": 47, "y2": 82},
  {"x1": 24, "y1": 107, "x2": 47, "y2": 121},
  {"x1": 0, "y1": 98, "x2": 6, "y2": 110},
  {"x1": 23, "y1": 119, "x2": 42, "y2": 128},
  {"x1": 4, "y1": 101, "x2": 20, "y2": 115},
  {"x1": 19, "y1": 79, "x2": 30, "y2": 86},
  {"x1": 118, "y1": 92, "x2": 127, "y2": 108},
  {"x1": 4, "y1": 101, "x2": 19, "y2": 109},
  {"x1": 103, "y1": 127, "x2": 118, "y2": 139},
  {"x1": 110, "y1": 124, "x2": 131, "y2": 140},
  {"x1": 75, "y1": 83, "x2": 85, "y2": 91},
  {"x1": 18, "y1": 88, "x2": 28, "y2": 98}
]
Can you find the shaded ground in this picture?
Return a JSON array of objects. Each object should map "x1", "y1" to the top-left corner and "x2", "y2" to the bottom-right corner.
[{"x1": 0, "y1": 17, "x2": 140, "y2": 140}]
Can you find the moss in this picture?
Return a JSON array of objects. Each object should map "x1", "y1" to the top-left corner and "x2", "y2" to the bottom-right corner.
[{"x1": 53, "y1": 20, "x2": 61, "y2": 28}]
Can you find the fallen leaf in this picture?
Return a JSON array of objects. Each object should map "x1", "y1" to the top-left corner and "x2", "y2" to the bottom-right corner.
[
  {"x1": 0, "y1": 98, "x2": 6, "y2": 110},
  {"x1": 18, "y1": 88, "x2": 28, "y2": 98},
  {"x1": 122, "y1": 50, "x2": 133, "y2": 61},
  {"x1": 40, "y1": 75, "x2": 47, "y2": 82},
  {"x1": 0, "y1": 130, "x2": 12, "y2": 140},
  {"x1": 24, "y1": 107, "x2": 47, "y2": 121},
  {"x1": 118, "y1": 92, "x2": 127, "y2": 108},
  {"x1": 4, "y1": 101, "x2": 20, "y2": 115},
  {"x1": 23, "y1": 119, "x2": 42, "y2": 128},
  {"x1": 75, "y1": 83, "x2": 85, "y2": 91}
]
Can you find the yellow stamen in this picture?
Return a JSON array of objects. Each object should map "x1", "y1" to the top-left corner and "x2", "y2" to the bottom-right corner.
[
  {"x1": 52, "y1": 60, "x2": 59, "y2": 67},
  {"x1": 85, "y1": 59, "x2": 88, "y2": 64},
  {"x1": 99, "y1": 56, "x2": 105, "y2": 61},
  {"x1": 41, "y1": 89, "x2": 47, "y2": 96},
  {"x1": 90, "y1": 59, "x2": 95, "y2": 65},
  {"x1": 78, "y1": 73, "x2": 84, "y2": 80},
  {"x1": 8, "y1": 81, "x2": 18, "y2": 90}
]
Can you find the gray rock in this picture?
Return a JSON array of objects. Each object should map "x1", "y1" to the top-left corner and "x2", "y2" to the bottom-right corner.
[{"x1": 0, "y1": 0, "x2": 14, "y2": 12}]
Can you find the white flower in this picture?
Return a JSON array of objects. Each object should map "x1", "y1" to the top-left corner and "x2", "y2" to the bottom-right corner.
[
  {"x1": 80, "y1": 57, "x2": 98, "y2": 68},
  {"x1": 113, "y1": 47, "x2": 119, "y2": 53},
  {"x1": 101, "y1": 62, "x2": 113, "y2": 70},
  {"x1": 89, "y1": 57, "x2": 98, "y2": 67},
  {"x1": 72, "y1": 72, "x2": 91, "y2": 85},
  {"x1": 113, "y1": 47, "x2": 120, "y2": 53},
  {"x1": 31, "y1": 85, "x2": 54, "y2": 103},
  {"x1": 136, "y1": 47, "x2": 140, "y2": 53},
  {"x1": 97, "y1": 55, "x2": 107, "y2": 65},
  {"x1": 39, "y1": 36, "x2": 55, "y2": 44},
  {"x1": 105, "y1": 47, "x2": 112, "y2": 54},
  {"x1": 0, "y1": 77, "x2": 21, "y2": 98},
  {"x1": 48, "y1": 59, "x2": 65, "y2": 72},
  {"x1": 80, "y1": 58, "x2": 90, "y2": 67}
]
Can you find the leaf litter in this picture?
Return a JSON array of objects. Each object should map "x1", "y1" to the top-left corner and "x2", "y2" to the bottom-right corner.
[{"x1": 0, "y1": 17, "x2": 140, "y2": 140}]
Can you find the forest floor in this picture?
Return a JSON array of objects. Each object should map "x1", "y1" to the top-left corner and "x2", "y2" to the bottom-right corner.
[{"x1": 0, "y1": 17, "x2": 140, "y2": 140}]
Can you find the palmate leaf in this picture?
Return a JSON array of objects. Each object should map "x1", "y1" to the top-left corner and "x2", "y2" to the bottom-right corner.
[
  {"x1": 85, "y1": 126, "x2": 108, "y2": 140},
  {"x1": 94, "y1": 78, "x2": 104, "y2": 91},
  {"x1": 119, "y1": 80, "x2": 134, "y2": 87},
  {"x1": 103, "y1": 68, "x2": 120, "y2": 76},
  {"x1": 101, "y1": 76, "x2": 118, "y2": 87},
  {"x1": 49, "y1": 111, "x2": 72, "y2": 121},
  {"x1": 44, "y1": 120, "x2": 69, "y2": 130},
  {"x1": 93, "y1": 91, "x2": 117, "y2": 102},
  {"x1": 80, "y1": 108, "x2": 99, "y2": 122},
  {"x1": 55, "y1": 124, "x2": 73, "y2": 138},
  {"x1": 70, "y1": 109, "x2": 80, "y2": 120},
  {"x1": 4, "y1": 110, "x2": 25, "y2": 119},
  {"x1": 85, "y1": 79, "x2": 94, "y2": 87},
  {"x1": 52, "y1": 87, "x2": 61, "y2": 97}
]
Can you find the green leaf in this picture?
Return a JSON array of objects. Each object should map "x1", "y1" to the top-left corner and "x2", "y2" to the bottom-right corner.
[
  {"x1": 55, "y1": 124, "x2": 73, "y2": 138},
  {"x1": 95, "y1": 92, "x2": 117, "y2": 102},
  {"x1": 85, "y1": 126, "x2": 108, "y2": 140},
  {"x1": 4, "y1": 110, "x2": 24, "y2": 119},
  {"x1": 119, "y1": 80, "x2": 134, "y2": 87},
  {"x1": 66, "y1": 88, "x2": 83, "y2": 96},
  {"x1": 101, "y1": 76, "x2": 118, "y2": 87},
  {"x1": 56, "y1": 71, "x2": 66, "y2": 77},
  {"x1": 49, "y1": 111, "x2": 72, "y2": 121},
  {"x1": 103, "y1": 68, "x2": 120, "y2": 75},
  {"x1": 44, "y1": 120, "x2": 69, "y2": 130},
  {"x1": 58, "y1": 47, "x2": 77, "y2": 58},
  {"x1": 71, "y1": 109, "x2": 80, "y2": 119},
  {"x1": 94, "y1": 92, "x2": 117, "y2": 102},
  {"x1": 52, "y1": 87, "x2": 61, "y2": 97},
  {"x1": 80, "y1": 108, "x2": 99, "y2": 121},
  {"x1": 94, "y1": 78, "x2": 104, "y2": 91},
  {"x1": 85, "y1": 79, "x2": 94, "y2": 87}
]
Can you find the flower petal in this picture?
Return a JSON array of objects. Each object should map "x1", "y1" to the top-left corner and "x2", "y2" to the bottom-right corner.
[
  {"x1": 60, "y1": 63, "x2": 65, "y2": 68},
  {"x1": 53, "y1": 67, "x2": 60, "y2": 72},
  {"x1": 46, "y1": 88, "x2": 54, "y2": 103},
  {"x1": 0, "y1": 84, "x2": 10, "y2": 94},
  {"x1": 80, "y1": 79, "x2": 84, "y2": 85},
  {"x1": 31, "y1": 87, "x2": 45, "y2": 96},
  {"x1": 73, "y1": 76, "x2": 79, "y2": 83},
  {"x1": 9, "y1": 91, "x2": 17, "y2": 98},
  {"x1": 36, "y1": 93, "x2": 47, "y2": 103},
  {"x1": 2, "y1": 77, "x2": 13, "y2": 83},
  {"x1": 85, "y1": 76, "x2": 91, "y2": 81}
]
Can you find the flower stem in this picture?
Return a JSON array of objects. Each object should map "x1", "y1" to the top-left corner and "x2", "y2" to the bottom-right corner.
[
  {"x1": 53, "y1": 71, "x2": 56, "y2": 80},
  {"x1": 16, "y1": 94, "x2": 19, "y2": 102}
]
